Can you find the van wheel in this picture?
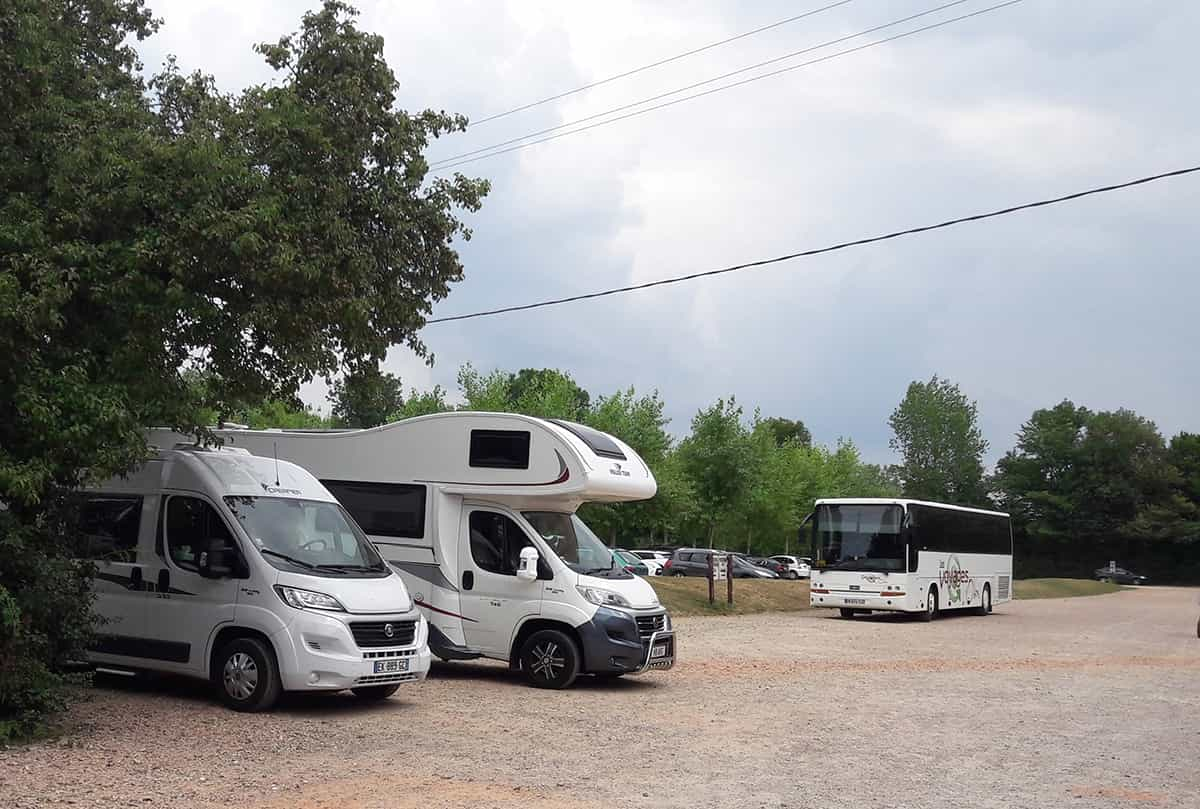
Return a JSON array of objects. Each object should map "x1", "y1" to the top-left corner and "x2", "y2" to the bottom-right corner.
[
  {"x1": 920, "y1": 587, "x2": 938, "y2": 622},
  {"x1": 976, "y1": 584, "x2": 992, "y2": 616},
  {"x1": 351, "y1": 684, "x2": 401, "y2": 701},
  {"x1": 215, "y1": 637, "x2": 282, "y2": 712},
  {"x1": 839, "y1": 608, "x2": 857, "y2": 618},
  {"x1": 519, "y1": 629, "x2": 580, "y2": 690}
]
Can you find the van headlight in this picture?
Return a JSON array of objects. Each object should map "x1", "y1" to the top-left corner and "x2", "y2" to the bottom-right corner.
[
  {"x1": 274, "y1": 585, "x2": 346, "y2": 612},
  {"x1": 577, "y1": 585, "x2": 632, "y2": 609}
]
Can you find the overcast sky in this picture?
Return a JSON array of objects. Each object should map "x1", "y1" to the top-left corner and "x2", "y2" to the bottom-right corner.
[{"x1": 136, "y1": 0, "x2": 1200, "y2": 463}]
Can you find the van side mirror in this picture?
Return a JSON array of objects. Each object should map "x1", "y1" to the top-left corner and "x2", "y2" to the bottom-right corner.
[
  {"x1": 516, "y1": 546, "x2": 539, "y2": 582},
  {"x1": 199, "y1": 537, "x2": 236, "y2": 579}
]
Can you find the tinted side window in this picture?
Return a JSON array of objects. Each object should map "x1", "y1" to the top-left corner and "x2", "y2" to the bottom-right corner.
[
  {"x1": 469, "y1": 430, "x2": 531, "y2": 469},
  {"x1": 468, "y1": 511, "x2": 530, "y2": 576},
  {"x1": 321, "y1": 480, "x2": 426, "y2": 538},
  {"x1": 166, "y1": 497, "x2": 233, "y2": 572},
  {"x1": 80, "y1": 496, "x2": 143, "y2": 562}
]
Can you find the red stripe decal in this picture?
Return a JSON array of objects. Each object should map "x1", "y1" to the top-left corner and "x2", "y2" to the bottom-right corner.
[{"x1": 414, "y1": 598, "x2": 478, "y2": 623}]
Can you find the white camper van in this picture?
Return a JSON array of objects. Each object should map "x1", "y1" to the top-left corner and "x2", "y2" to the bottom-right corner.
[
  {"x1": 82, "y1": 445, "x2": 431, "y2": 711},
  {"x1": 150, "y1": 413, "x2": 676, "y2": 689}
]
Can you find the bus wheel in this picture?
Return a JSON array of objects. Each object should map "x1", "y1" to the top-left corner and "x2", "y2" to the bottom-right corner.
[
  {"x1": 976, "y1": 585, "x2": 992, "y2": 616},
  {"x1": 921, "y1": 588, "x2": 938, "y2": 622},
  {"x1": 839, "y1": 608, "x2": 857, "y2": 618}
]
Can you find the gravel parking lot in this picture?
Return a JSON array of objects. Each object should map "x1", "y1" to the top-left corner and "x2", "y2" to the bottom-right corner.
[{"x1": 3, "y1": 587, "x2": 1199, "y2": 809}]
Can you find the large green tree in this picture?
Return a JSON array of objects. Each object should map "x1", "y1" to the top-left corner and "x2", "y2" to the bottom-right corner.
[
  {"x1": 0, "y1": 0, "x2": 485, "y2": 736},
  {"x1": 676, "y1": 398, "x2": 755, "y2": 548},
  {"x1": 329, "y1": 367, "x2": 405, "y2": 428},
  {"x1": 888, "y1": 375, "x2": 988, "y2": 505}
]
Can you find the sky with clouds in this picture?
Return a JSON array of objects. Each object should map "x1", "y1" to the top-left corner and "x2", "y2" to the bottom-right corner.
[{"x1": 134, "y1": 0, "x2": 1200, "y2": 464}]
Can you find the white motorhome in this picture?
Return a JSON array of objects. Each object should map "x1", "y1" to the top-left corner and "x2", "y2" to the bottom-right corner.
[
  {"x1": 83, "y1": 446, "x2": 430, "y2": 711},
  {"x1": 150, "y1": 413, "x2": 676, "y2": 689}
]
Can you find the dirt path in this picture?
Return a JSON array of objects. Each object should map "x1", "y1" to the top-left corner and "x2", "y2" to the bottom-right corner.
[{"x1": 2, "y1": 587, "x2": 1198, "y2": 808}]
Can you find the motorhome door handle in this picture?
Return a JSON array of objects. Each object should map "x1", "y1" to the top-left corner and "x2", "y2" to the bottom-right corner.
[
  {"x1": 462, "y1": 571, "x2": 474, "y2": 591},
  {"x1": 157, "y1": 569, "x2": 170, "y2": 594}
]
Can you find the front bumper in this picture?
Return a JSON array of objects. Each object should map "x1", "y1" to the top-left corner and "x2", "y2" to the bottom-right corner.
[
  {"x1": 272, "y1": 609, "x2": 432, "y2": 692},
  {"x1": 810, "y1": 590, "x2": 915, "y2": 612},
  {"x1": 577, "y1": 607, "x2": 676, "y2": 675}
]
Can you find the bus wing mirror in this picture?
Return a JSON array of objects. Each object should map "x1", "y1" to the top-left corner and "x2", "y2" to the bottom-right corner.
[{"x1": 517, "y1": 546, "x2": 539, "y2": 582}]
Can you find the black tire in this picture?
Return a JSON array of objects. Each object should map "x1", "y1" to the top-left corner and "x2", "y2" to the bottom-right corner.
[
  {"x1": 920, "y1": 587, "x2": 938, "y2": 622},
  {"x1": 351, "y1": 684, "x2": 401, "y2": 701},
  {"x1": 839, "y1": 608, "x2": 857, "y2": 618},
  {"x1": 214, "y1": 637, "x2": 282, "y2": 712},
  {"x1": 788, "y1": 571, "x2": 799, "y2": 580},
  {"x1": 672, "y1": 570, "x2": 686, "y2": 577},
  {"x1": 976, "y1": 584, "x2": 992, "y2": 616},
  {"x1": 519, "y1": 629, "x2": 580, "y2": 690}
]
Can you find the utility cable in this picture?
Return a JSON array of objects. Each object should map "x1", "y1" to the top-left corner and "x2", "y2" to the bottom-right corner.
[
  {"x1": 469, "y1": 1, "x2": 859, "y2": 126},
  {"x1": 432, "y1": 0, "x2": 1000, "y2": 170},
  {"x1": 426, "y1": 165, "x2": 1200, "y2": 324}
]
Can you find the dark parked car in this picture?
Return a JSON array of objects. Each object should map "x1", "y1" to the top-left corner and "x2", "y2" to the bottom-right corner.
[
  {"x1": 731, "y1": 555, "x2": 779, "y2": 579},
  {"x1": 1094, "y1": 566, "x2": 1148, "y2": 585},
  {"x1": 664, "y1": 547, "x2": 719, "y2": 577},
  {"x1": 748, "y1": 556, "x2": 789, "y2": 576}
]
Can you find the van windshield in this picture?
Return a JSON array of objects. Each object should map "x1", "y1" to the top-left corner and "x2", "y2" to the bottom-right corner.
[
  {"x1": 522, "y1": 512, "x2": 632, "y2": 579},
  {"x1": 224, "y1": 497, "x2": 389, "y2": 577}
]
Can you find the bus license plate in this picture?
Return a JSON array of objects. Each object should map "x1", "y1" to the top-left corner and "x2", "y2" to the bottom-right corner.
[
  {"x1": 844, "y1": 598, "x2": 866, "y2": 605},
  {"x1": 373, "y1": 659, "x2": 410, "y2": 674},
  {"x1": 651, "y1": 643, "x2": 669, "y2": 659}
]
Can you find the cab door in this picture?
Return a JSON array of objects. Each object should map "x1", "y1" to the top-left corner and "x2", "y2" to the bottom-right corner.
[
  {"x1": 458, "y1": 507, "x2": 543, "y2": 656},
  {"x1": 141, "y1": 494, "x2": 244, "y2": 674}
]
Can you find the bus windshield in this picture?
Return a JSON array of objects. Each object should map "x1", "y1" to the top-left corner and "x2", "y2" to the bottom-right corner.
[{"x1": 816, "y1": 504, "x2": 905, "y2": 572}]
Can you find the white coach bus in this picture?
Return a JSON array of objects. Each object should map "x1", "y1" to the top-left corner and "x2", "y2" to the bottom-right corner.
[{"x1": 808, "y1": 498, "x2": 1013, "y2": 620}]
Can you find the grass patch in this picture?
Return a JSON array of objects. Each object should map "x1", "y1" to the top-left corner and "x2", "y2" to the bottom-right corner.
[
  {"x1": 1015, "y1": 578, "x2": 1125, "y2": 599},
  {"x1": 649, "y1": 576, "x2": 812, "y2": 616}
]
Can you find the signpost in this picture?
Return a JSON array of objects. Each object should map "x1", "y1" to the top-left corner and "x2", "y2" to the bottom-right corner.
[{"x1": 707, "y1": 552, "x2": 729, "y2": 605}]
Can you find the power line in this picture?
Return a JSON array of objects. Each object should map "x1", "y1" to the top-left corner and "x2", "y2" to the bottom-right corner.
[
  {"x1": 469, "y1": 1, "x2": 859, "y2": 127},
  {"x1": 435, "y1": 0, "x2": 971, "y2": 167},
  {"x1": 426, "y1": 165, "x2": 1200, "y2": 325},
  {"x1": 431, "y1": 0, "x2": 1018, "y2": 172}
]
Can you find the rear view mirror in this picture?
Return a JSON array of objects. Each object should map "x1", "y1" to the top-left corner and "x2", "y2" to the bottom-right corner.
[{"x1": 517, "y1": 546, "x2": 539, "y2": 582}]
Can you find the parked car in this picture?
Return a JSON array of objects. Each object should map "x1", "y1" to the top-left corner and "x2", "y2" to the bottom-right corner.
[
  {"x1": 630, "y1": 549, "x2": 669, "y2": 575},
  {"x1": 749, "y1": 556, "x2": 789, "y2": 577},
  {"x1": 664, "y1": 547, "x2": 728, "y2": 577},
  {"x1": 1094, "y1": 565, "x2": 1148, "y2": 585},
  {"x1": 613, "y1": 549, "x2": 650, "y2": 576},
  {"x1": 732, "y1": 556, "x2": 779, "y2": 579},
  {"x1": 770, "y1": 555, "x2": 812, "y2": 579}
]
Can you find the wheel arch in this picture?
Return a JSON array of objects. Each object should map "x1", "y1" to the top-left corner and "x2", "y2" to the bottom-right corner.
[
  {"x1": 208, "y1": 626, "x2": 279, "y2": 680},
  {"x1": 508, "y1": 618, "x2": 583, "y2": 670}
]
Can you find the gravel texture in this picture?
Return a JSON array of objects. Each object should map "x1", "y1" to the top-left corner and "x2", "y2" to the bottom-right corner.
[{"x1": 2, "y1": 586, "x2": 1198, "y2": 809}]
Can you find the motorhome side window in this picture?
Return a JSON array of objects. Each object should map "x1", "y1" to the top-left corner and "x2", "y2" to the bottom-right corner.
[
  {"x1": 468, "y1": 512, "x2": 529, "y2": 575},
  {"x1": 166, "y1": 497, "x2": 233, "y2": 572},
  {"x1": 469, "y1": 430, "x2": 531, "y2": 469},
  {"x1": 79, "y1": 495, "x2": 142, "y2": 562},
  {"x1": 320, "y1": 480, "x2": 426, "y2": 538}
]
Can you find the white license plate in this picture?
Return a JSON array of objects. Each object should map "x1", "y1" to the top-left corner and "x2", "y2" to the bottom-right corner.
[
  {"x1": 373, "y1": 658, "x2": 410, "y2": 674},
  {"x1": 651, "y1": 644, "x2": 669, "y2": 659},
  {"x1": 844, "y1": 598, "x2": 866, "y2": 605}
]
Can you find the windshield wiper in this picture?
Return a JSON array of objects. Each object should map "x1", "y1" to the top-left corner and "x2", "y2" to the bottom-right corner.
[
  {"x1": 314, "y1": 563, "x2": 384, "y2": 573},
  {"x1": 260, "y1": 548, "x2": 322, "y2": 571}
]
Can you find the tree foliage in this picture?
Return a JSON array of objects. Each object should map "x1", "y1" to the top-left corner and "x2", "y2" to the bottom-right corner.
[
  {"x1": 330, "y1": 368, "x2": 405, "y2": 428},
  {"x1": 0, "y1": 0, "x2": 485, "y2": 738},
  {"x1": 888, "y1": 375, "x2": 988, "y2": 505}
]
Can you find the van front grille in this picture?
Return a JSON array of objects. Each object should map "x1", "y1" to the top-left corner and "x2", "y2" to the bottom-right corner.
[
  {"x1": 349, "y1": 620, "x2": 416, "y2": 648},
  {"x1": 635, "y1": 613, "x2": 666, "y2": 639}
]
